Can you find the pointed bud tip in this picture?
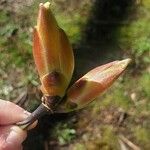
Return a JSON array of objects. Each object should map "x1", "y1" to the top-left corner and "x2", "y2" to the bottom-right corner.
[
  {"x1": 118, "y1": 58, "x2": 131, "y2": 69},
  {"x1": 39, "y1": 2, "x2": 51, "y2": 9},
  {"x1": 39, "y1": 3, "x2": 43, "y2": 7}
]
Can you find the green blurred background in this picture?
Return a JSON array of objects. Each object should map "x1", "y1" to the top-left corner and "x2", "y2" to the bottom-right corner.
[{"x1": 0, "y1": 0, "x2": 150, "y2": 149}]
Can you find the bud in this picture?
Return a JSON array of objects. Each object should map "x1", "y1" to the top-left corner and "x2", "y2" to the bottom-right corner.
[
  {"x1": 33, "y1": 2, "x2": 74, "y2": 98},
  {"x1": 58, "y1": 59, "x2": 131, "y2": 112}
]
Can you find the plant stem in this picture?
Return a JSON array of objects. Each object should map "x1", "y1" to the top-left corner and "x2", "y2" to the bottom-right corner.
[{"x1": 16, "y1": 103, "x2": 51, "y2": 130}]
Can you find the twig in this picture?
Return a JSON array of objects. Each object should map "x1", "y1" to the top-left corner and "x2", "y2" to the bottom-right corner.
[
  {"x1": 44, "y1": 141, "x2": 49, "y2": 150},
  {"x1": 16, "y1": 103, "x2": 51, "y2": 129},
  {"x1": 118, "y1": 112, "x2": 127, "y2": 126},
  {"x1": 119, "y1": 135, "x2": 141, "y2": 150},
  {"x1": 118, "y1": 139, "x2": 129, "y2": 150},
  {"x1": 14, "y1": 91, "x2": 28, "y2": 107},
  {"x1": 16, "y1": 96, "x2": 60, "y2": 130}
]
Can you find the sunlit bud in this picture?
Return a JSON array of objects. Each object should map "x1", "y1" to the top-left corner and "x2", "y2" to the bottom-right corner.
[
  {"x1": 60, "y1": 59, "x2": 131, "y2": 112},
  {"x1": 33, "y1": 2, "x2": 74, "y2": 98}
]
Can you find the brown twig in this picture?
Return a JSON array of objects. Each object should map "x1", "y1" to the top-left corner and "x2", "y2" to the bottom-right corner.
[
  {"x1": 14, "y1": 91, "x2": 28, "y2": 107},
  {"x1": 44, "y1": 141, "x2": 49, "y2": 150},
  {"x1": 119, "y1": 135, "x2": 141, "y2": 150},
  {"x1": 118, "y1": 111, "x2": 127, "y2": 126},
  {"x1": 118, "y1": 139, "x2": 129, "y2": 150},
  {"x1": 16, "y1": 103, "x2": 51, "y2": 129},
  {"x1": 16, "y1": 96, "x2": 60, "y2": 130}
]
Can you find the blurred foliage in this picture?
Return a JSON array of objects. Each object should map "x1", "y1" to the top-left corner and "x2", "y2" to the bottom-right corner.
[
  {"x1": 73, "y1": 143, "x2": 86, "y2": 150},
  {"x1": 0, "y1": 7, "x2": 38, "y2": 100},
  {"x1": 133, "y1": 126, "x2": 150, "y2": 149},
  {"x1": 51, "y1": 123, "x2": 76, "y2": 145},
  {"x1": 139, "y1": 73, "x2": 150, "y2": 98},
  {"x1": 118, "y1": 0, "x2": 150, "y2": 65},
  {"x1": 53, "y1": 0, "x2": 92, "y2": 44}
]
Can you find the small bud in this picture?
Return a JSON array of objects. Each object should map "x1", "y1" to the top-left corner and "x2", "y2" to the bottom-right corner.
[
  {"x1": 59, "y1": 59, "x2": 131, "y2": 112},
  {"x1": 33, "y1": 2, "x2": 74, "y2": 98}
]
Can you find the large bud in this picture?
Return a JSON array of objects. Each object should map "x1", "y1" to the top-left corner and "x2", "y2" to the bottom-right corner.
[
  {"x1": 58, "y1": 59, "x2": 131, "y2": 112},
  {"x1": 33, "y1": 2, "x2": 74, "y2": 98}
]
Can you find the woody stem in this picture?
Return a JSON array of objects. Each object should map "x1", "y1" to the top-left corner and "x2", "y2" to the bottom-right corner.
[{"x1": 16, "y1": 103, "x2": 51, "y2": 130}]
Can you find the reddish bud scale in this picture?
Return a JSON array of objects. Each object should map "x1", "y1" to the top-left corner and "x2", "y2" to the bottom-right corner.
[
  {"x1": 60, "y1": 59, "x2": 131, "y2": 112},
  {"x1": 33, "y1": 2, "x2": 74, "y2": 98}
]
